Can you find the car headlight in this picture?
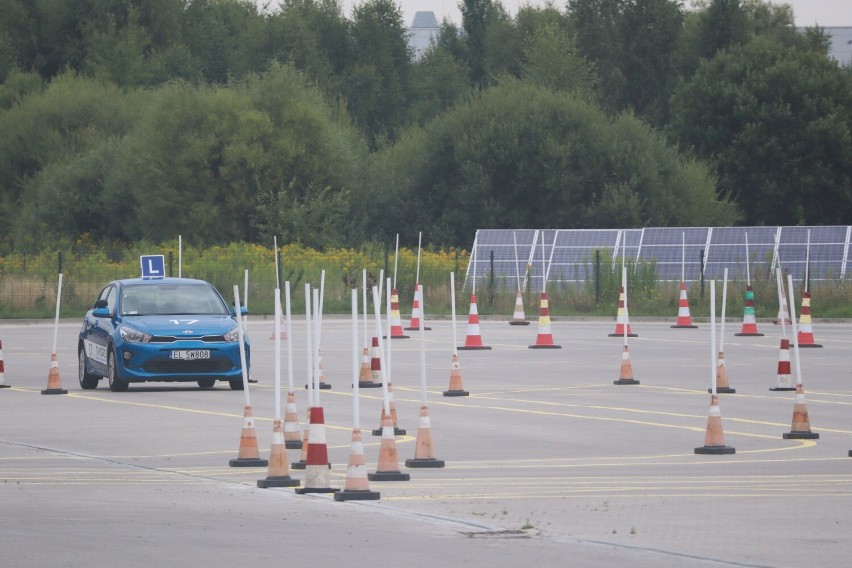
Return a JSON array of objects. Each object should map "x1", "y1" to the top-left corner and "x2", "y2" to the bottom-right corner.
[
  {"x1": 119, "y1": 325, "x2": 152, "y2": 343},
  {"x1": 223, "y1": 327, "x2": 241, "y2": 342}
]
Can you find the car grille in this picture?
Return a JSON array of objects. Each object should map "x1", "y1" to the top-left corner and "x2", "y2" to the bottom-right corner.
[
  {"x1": 149, "y1": 335, "x2": 228, "y2": 343},
  {"x1": 143, "y1": 359, "x2": 235, "y2": 374}
]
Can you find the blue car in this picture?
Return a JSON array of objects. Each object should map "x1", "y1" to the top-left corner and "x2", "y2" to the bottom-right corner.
[{"x1": 78, "y1": 277, "x2": 250, "y2": 391}]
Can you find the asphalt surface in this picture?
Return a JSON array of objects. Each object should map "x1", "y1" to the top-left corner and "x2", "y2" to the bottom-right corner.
[{"x1": 2, "y1": 313, "x2": 851, "y2": 567}]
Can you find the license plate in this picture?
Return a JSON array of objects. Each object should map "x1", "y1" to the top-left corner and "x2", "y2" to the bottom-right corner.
[{"x1": 170, "y1": 350, "x2": 211, "y2": 360}]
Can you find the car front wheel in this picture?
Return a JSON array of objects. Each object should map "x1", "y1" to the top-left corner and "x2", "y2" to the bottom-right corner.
[
  {"x1": 107, "y1": 349, "x2": 128, "y2": 392},
  {"x1": 78, "y1": 348, "x2": 100, "y2": 389},
  {"x1": 228, "y1": 378, "x2": 244, "y2": 391},
  {"x1": 197, "y1": 378, "x2": 216, "y2": 389}
]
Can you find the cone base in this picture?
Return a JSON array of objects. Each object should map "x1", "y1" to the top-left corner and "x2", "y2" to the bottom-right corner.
[
  {"x1": 0, "y1": 384, "x2": 11, "y2": 388},
  {"x1": 783, "y1": 431, "x2": 819, "y2": 439},
  {"x1": 769, "y1": 387, "x2": 797, "y2": 392},
  {"x1": 335, "y1": 489, "x2": 381, "y2": 501},
  {"x1": 368, "y1": 471, "x2": 411, "y2": 481},
  {"x1": 357, "y1": 382, "x2": 383, "y2": 389},
  {"x1": 694, "y1": 445, "x2": 736, "y2": 455},
  {"x1": 295, "y1": 487, "x2": 339, "y2": 494},
  {"x1": 614, "y1": 379, "x2": 640, "y2": 385},
  {"x1": 257, "y1": 476, "x2": 300, "y2": 488},
  {"x1": 671, "y1": 325, "x2": 698, "y2": 329},
  {"x1": 710, "y1": 387, "x2": 736, "y2": 394},
  {"x1": 372, "y1": 427, "x2": 406, "y2": 436},
  {"x1": 285, "y1": 440, "x2": 303, "y2": 450},
  {"x1": 305, "y1": 384, "x2": 332, "y2": 390},
  {"x1": 41, "y1": 388, "x2": 68, "y2": 395},
  {"x1": 734, "y1": 333, "x2": 764, "y2": 337},
  {"x1": 405, "y1": 458, "x2": 445, "y2": 468},
  {"x1": 291, "y1": 460, "x2": 306, "y2": 470},
  {"x1": 404, "y1": 327, "x2": 431, "y2": 331},
  {"x1": 848, "y1": 450, "x2": 852, "y2": 457},
  {"x1": 458, "y1": 346, "x2": 492, "y2": 351},
  {"x1": 443, "y1": 389, "x2": 470, "y2": 397},
  {"x1": 608, "y1": 333, "x2": 638, "y2": 338},
  {"x1": 528, "y1": 345, "x2": 562, "y2": 349},
  {"x1": 385, "y1": 335, "x2": 411, "y2": 339},
  {"x1": 508, "y1": 321, "x2": 530, "y2": 326},
  {"x1": 795, "y1": 344, "x2": 823, "y2": 348},
  {"x1": 229, "y1": 458, "x2": 269, "y2": 468}
]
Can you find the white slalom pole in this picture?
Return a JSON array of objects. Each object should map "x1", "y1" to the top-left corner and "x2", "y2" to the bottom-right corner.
[
  {"x1": 681, "y1": 232, "x2": 686, "y2": 284},
  {"x1": 513, "y1": 231, "x2": 522, "y2": 292},
  {"x1": 273, "y1": 236, "x2": 280, "y2": 290},
  {"x1": 232, "y1": 285, "x2": 250, "y2": 407},
  {"x1": 378, "y1": 269, "x2": 385, "y2": 314},
  {"x1": 720, "y1": 268, "x2": 728, "y2": 353},
  {"x1": 622, "y1": 266, "x2": 628, "y2": 348},
  {"x1": 285, "y1": 281, "x2": 294, "y2": 393},
  {"x1": 776, "y1": 270, "x2": 787, "y2": 338},
  {"x1": 274, "y1": 288, "x2": 282, "y2": 420},
  {"x1": 318, "y1": 270, "x2": 325, "y2": 346},
  {"x1": 805, "y1": 229, "x2": 811, "y2": 293},
  {"x1": 787, "y1": 275, "x2": 803, "y2": 386},
  {"x1": 243, "y1": 269, "x2": 249, "y2": 333},
  {"x1": 393, "y1": 234, "x2": 400, "y2": 289},
  {"x1": 711, "y1": 280, "x2": 717, "y2": 395},
  {"x1": 304, "y1": 283, "x2": 313, "y2": 407},
  {"x1": 362, "y1": 269, "x2": 369, "y2": 349},
  {"x1": 372, "y1": 286, "x2": 391, "y2": 417},
  {"x1": 450, "y1": 272, "x2": 458, "y2": 354},
  {"x1": 313, "y1": 288, "x2": 321, "y2": 404},
  {"x1": 351, "y1": 288, "x2": 360, "y2": 429},
  {"x1": 419, "y1": 285, "x2": 428, "y2": 406},
  {"x1": 52, "y1": 273, "x2": 63, "y2": 356},
  {"x1": 745, "y1": 233, "x2": 751, "y2": 286},
  {"x1": 471, "y1": 243, "x2": 477, "y2": 296},
  {"x1": 386, "y1": 278, "x2": 392, "y2": 385},
  {"x1": 178, "y1": 235, "x2": 182, "y2": 278},
  {"x1": 540, "y1": 234, "x2": 546, "y2": 293},
  {"x1": 415, "y1": 231, "x2": 422, "y2": 286}
]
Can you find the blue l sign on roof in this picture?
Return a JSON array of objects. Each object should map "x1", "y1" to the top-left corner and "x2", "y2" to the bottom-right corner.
[{"x1": 140, "y1": 255, "x2": 165, "y2": 279}]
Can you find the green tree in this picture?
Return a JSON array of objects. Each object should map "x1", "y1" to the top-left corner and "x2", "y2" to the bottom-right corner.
[{"x1": 520, "y1": 22, "x2": 597, "y2": 99}]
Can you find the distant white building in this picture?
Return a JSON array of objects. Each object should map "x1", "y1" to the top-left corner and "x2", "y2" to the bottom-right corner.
[{"x1": 408, "y1": 11, "x2": 440, "y2": 59}]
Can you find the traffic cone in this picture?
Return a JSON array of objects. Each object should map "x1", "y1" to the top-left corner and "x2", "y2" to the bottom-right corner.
[
  {"x1": 41, "y1": 353, "x2": 67, "y2": 395},
  {"x1": 508, "y1": 290, "x2": 530, "y2": 326},
  {"x1": 372, "y1": 382, "x2": 405, "y2": 436},
  {"x1": 358, "y1": 346, "x2": 381, "y2": 388},
  {"x1": 406, "y1": 405, "x2": 445, "y2": 468},
  {"x1": 368, "y1": 417, "x2": 411, "y2": 481},
  {"x1": 334, "y1": 429, "x2": 380, "y2": 501},
  {"x1": 388, "y1": 289, "x2": 410, "y2": 339},
  {"x1": 305, "y1": 350, "x2": 331, "y2": 390},
  {"x1": 257, "y1": 420, "x2": 300, "y2": 488},
  {"x1": 295, "y1": 406, "x2": 339, "y2": 493},
  {"x1": 770, "y1": 339, "x2": 795, "y2": 391},
  {"x1": 782, "y1": 384, "x2": 819, "y2": 439},
  {"x1": 529, "y1": 292, "x2": 561, "y2": 349},
  {"x1": 671, "y1": 282, "x2": 698, "y2": 328},
  {"x1": 363, "y1": 338, "x2": 384, "y2": 389},
  {"x1": 795, "y1": 291, "x2": 822, "y2": 348},
  {"x1": 711, "y1": 351, "x2": 736, "y2": 394},
  {"x1": 268, "y1": 315, "x2": 287, "y2": 340},
  {"x1": 775, "y1": 288, "x2": 792, "y2": 325},
  {"x1": 458, "y1": 293, "x2": 491, "y2": 350},
  {"x1": 613, "y1": 345, "x2": 639, "y2": 385},
  {"x1": 405, "y1": 284, "x2": 431, "y2": 331},
  {"x1": 229, "y1": 405, "x2": 269, "y2": 467},
  {"x1": 608, "y1": 286, "x2": 637, "y2": 337},
  {"x1": 0, "y1": 339, "x2": 9, "y2": 389},
  {"x1": 443, "y1": 353, "x2": 469, "y2": 397},
  {"x1": 283, "y1": 391, "x2": 302, "y2": 449},
  {"x1": 694, "y1": 395, "x2": 736, "y2": 454},
  {"x1": 734, "y1": 285, "x2": 764, "y2": 336},
  {"x1": 291, "y1": 408, "x2": 311, "y2": 470}
]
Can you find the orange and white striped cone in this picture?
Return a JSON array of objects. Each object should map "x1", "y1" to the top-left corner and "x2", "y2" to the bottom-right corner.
[
  {"x1": 711, "y1": 351, "x2": 736, "y2": 394},
  {"x1": 372, "y1": 382, "x2": 406, "y2": 436},
  {"x1": 458, "y1": 294, "x2": 491, "y2": 350},
  {"x1": 335, "y1": 429, "x2": 380, "y2": 501},
  {"x1": 406, "y1": 405, "x2": 445, "y2": 468},
  {"x1": 41, "y1": 353, "x2": 67, "y2": 395},
  {"x1": 388, "y1": 288, "x2": 410, "y2": 339},
  {"x1": 609, "y1": 287, "x2": 637, "y2": 337},
  {"x1": 358, "y1": 346, "x2": 381, "y2": 388},
  {"x1": 735, "y1": 285, "x2": 764, "y2": 336},
  {"x1": 795, "y1": 291, "x2": 822, "y2": 348},
  {"x1": 283, "y1": 391, "x2": 303, "y2": 449},
  {"x1": 694, "y1": 395, "x2": 736, "y2": 454},
  {"x1": 229, "y1": 405, "x2": 268, "y2": 467},
  {"x1": 368, "y1": 417, "x2": 411, "y2": 481},
  {"x1": 508, "y1": 289, "x2": 530, "y2": 326},
  {"x1": 443, "y1": 353, "x2": 469, "y2": 397},
  {"x1": 305, "y1": 350, "x2": 332, "y2": 390},
  {"x1": 613, "y1": 345, "x2": 639, "y2": 385},
  {"x1": 257, "y1": 420, "x2": 300, "y2": 488},
  {"x1": 0, "y1": 339, "x2": 10, "y2": 388},
  {"x1": 775, "y1": 289, "x2": 792, "y2": 325},
  {"x1": 770, "y1": 339, "x2": 796, "y2": 391},
  {"x1": 782, "y1": 384, "x2": 819, "y2": 439},
  {"x1": 405, "y1": 284, "x2": 431, "y2": 331},
  {"x1": 291, "y1": 407, "x2": 311, "y2": 470},
  {"x1": 268, "y1": 315, "x2": 287, "y2": 340},
  {"x1": 295, "y1": 406, "x2": 339, "y2": 493},
  {"x1": 529, "y1": 292, "x2": 561, "y2": 349},
  {"x1": 671, "y1": 282, "x2": 698, "y2": 328}
]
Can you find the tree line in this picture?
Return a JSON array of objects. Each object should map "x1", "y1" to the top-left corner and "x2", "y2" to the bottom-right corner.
[{"x1": 0, "y1": 0, "x2": 849, "y2": 251}]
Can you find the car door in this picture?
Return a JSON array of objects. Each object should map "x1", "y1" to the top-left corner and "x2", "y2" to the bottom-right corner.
[{"x1": 82, "y1": 284, "x2": 116, "y2": 375}]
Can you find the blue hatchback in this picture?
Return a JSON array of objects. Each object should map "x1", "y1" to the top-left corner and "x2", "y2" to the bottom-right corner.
[{"x1": 78, "y1": 277, "x2": 250, "y2": 391}]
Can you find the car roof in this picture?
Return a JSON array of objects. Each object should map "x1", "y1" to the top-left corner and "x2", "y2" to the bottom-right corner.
[{"x1": 114, "y1": 277, "x2": 213, "y2": 287}]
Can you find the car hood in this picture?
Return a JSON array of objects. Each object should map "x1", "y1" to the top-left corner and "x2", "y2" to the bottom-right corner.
[{"x1": 119, "y1": 315, "x2": 239, "y2": 338}]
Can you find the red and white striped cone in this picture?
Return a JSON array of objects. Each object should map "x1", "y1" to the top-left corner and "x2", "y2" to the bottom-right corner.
[
  {"x1": 443, "y1": 353, "x2": 469, "y2": 397},
  {"x1": 694, "y1": 395, "x2": 736, "y2": 454},
  {"x1": 735, "y1": 285, "x2": 764, "y2": 336},
  {"x1": 0, "y1": 339, "x2": 10, "y2": 388},
  {"x1": 388, "y1": 289, "x2": 410, "y2": 339},
  {"x1": 41, "y1": 353, "x2": 67, "y2": 395},
  {"x1": 775, "y1": 289, "x2": 792, "y2": 325},
  {"x1": 711, "y1": 351, "x2": 736, "y2": 394},
  {"x1": 364, "y1": 337, "x2": 384, "y2": 389},
  {"x1": 335, "y1": 429, "x2": 380, "y2": 501},
  {"x1": 257, "y1": 420, "x2": 300, "y2": 488},
  {"x1": 229, "y1": 405, "x2": 269, "y2": 467},
  {"x1": 406, "y1": 405, "x2": 445, "y2": 468},
  {"x1": 613, "y1": 345, "x2": 639, "y2": 385},
  {"x1": 508, "y1": 289, "x2": 530, "y2": 326},
  {"x1": 529, "y1": 292, "x2": 561, "y2": 349},
  {"x1": 671, "y1": 282, "x2": 698, "y2": 328},
  {"x1": 372, "y1": 382, "x2": 406, "y2": 436},
  {"x1": 405, "y1": 284, "x2": 431, "y2": 331},
  {"x1": 368, "y1": 417, "x2": 410, "y2": 481},
  {"x1": 458, "y1": 293, "x2": 491, "y2": 350},
  {"x1": 295, "y1": 406, "x2": 339, "y2": 493},
  {"x1": 609, "y1": 287, "x2": 637, "y2": 337},
  {"x1": 291, "y1": 407, "x2": 311, "y2": 470},
  {"x1": 358, "y1": 346, "x2": 381, "y2": 388},
  {"x1": 795, "y1": 291, "x2": 822, "y2": 348},
  {"x1": 770, "y1": 339, "x2": 796, "y2": 391},
  {"x1": 783, "y1": 384, "x2": 819, "y2": 439},
  {"x1": 283, "y1": 391, "x2": 303, "y2": 449}
]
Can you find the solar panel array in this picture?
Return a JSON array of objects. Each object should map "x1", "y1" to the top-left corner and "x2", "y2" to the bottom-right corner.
[{"x1": 465, "y1": 226, "x2": 852, "y2": 292}]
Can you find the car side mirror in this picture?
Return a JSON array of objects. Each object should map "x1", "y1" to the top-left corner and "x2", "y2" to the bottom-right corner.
[
  {"x1": 92, "y1": 306, "x2": 111, "y2": 318},
  {"x1": 94, "y1": 299, "x2": 109, "y2": 309},
  {"x1": 231, "y1": 306, "x2": 248, "y2": 317}
]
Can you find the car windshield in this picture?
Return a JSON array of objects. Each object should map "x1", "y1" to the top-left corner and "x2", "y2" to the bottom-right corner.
[{"x1": 120, "y1": 284, "x2": 229, "y2": 316}]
